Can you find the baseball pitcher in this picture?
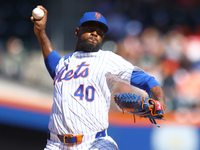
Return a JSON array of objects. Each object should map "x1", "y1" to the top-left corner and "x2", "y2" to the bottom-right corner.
[{"x1": 31, "y1": 5, "x2": 166, "y2": 150}]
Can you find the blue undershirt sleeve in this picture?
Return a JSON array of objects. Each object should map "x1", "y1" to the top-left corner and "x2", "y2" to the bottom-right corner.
[
  {"x1": 130, "y1": 71, "x2": 160, "y2": 95},
  {"x1": 44, "y1": 50, "x2": 61, "y2": 79}
]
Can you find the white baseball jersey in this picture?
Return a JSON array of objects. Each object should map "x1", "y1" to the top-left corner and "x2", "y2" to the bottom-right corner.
[{"x1": 48, "y1": 50, "x2": 136, "y2": 135}]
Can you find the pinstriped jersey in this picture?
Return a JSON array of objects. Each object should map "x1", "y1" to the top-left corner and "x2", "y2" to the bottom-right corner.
[{"x1": 48, "y1": 50, "x2": 137, "y2": 135}]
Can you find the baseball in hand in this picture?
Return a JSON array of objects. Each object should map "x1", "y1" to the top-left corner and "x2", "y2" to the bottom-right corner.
[{"x1": 32, "y1": 7, "x2": 44, "y2": 20}]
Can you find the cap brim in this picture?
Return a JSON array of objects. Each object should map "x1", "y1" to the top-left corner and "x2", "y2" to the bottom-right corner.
[{"x1": 80, "y1": 21, "x2": 109, "y2": 33}]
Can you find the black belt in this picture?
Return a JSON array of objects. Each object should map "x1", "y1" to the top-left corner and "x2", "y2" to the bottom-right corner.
[{"x1": 47, "y1": 130, "x2": 106, "y2": 145}]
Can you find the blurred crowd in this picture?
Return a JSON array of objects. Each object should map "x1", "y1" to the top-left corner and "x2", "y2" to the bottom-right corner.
[
  {"x1": 0, "y1": 0, "x2": 200, "y2": 112},
  {"x1": 0, "y1": 36, "x2": 54, "y2": 93},
  {"x1": 108, "y1": 27, "x2": 200, "y2": 112},
  {"x1": 94, "y1": 0, "x2": 200, "y2": 112}
]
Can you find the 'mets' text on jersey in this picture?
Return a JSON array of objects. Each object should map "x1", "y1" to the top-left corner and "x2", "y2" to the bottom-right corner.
[
  {"x1": 54, "y1": 62, "x2": 89, "y2": 84},
  {"x1": 49, "y1": 50, "x2": 135, "y2": 135}
]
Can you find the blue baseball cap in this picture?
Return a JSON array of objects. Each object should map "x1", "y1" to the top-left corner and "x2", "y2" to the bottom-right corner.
[{"x1": 78, "y1": 12, "x2": 109, "y2": 33}]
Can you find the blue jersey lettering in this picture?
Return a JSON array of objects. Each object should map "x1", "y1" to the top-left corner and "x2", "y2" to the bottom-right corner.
[{"x1": 54, "y1": 62, "x2": 89, "y2": 84}]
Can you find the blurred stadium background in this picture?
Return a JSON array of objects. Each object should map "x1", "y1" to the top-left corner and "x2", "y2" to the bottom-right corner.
[{"x1": 0, "y1": 0, "x2": 200, "y2": 149}]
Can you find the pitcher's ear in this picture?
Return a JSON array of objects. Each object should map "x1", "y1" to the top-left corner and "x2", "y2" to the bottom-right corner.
[{"x1": 75, "y1": 27, "x2": 79, "y2": 37}]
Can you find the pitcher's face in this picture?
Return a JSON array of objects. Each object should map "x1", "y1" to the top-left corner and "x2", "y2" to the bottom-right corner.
[{"x1": 76, "y1": 22, "x2": 105, "y2": 52}]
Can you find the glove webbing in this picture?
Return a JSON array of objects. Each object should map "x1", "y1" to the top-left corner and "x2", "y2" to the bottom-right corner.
[{"x1": 115, "y1": 92, "x2": 164, "y2": 127}]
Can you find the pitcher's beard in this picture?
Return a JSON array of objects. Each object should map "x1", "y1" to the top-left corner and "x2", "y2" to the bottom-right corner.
[{"x1": 78, "y1": 38, "x2": 101, "y2": 52}]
